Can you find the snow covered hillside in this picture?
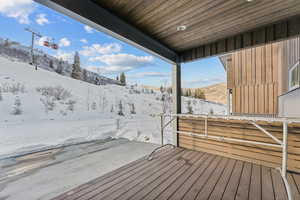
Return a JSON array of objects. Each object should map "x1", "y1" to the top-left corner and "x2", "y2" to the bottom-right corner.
[
  {"x1": 0, "y1": 56, "x2": 227, "y2": 157},
  {"x1": 0, "y1": 38, "x2": 121, "y2": 86}
]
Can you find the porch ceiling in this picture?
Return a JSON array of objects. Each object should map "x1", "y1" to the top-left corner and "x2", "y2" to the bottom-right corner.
[{"x1": 35, "y1": 0, "x2": 300, "y2": 63}]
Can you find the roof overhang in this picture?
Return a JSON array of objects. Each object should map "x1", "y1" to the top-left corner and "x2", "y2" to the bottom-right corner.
[{"x1": 34, "y1": 0, "x2": 300, "y2": 64}]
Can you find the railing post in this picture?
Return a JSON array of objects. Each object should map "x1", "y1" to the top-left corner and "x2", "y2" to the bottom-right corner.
[
  {"x1": 160, "y1": 114, "x2": 164, "y2": 146},
  {"x1": 205, "y1": 116, "x2": 208, "y2": 136},
  {"x1": 227, "y1": 89, "x2": 231, "y2": 116},
  {"x1": 282, "y1": 121, "x2": 288, "y2": 178}
]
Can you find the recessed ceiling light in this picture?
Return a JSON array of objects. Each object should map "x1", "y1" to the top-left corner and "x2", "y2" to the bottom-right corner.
[
  {"x1": 245, "y1": 0, "x2": 254, "y2": 2},
  {"x1": 177, "y1": 25, "x2": 187, "y2": 31}
]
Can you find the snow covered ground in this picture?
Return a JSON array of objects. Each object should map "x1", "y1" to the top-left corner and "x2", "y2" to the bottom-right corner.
[
  {"x1": 0, "y1": 139, "x2": 158, "y2": 200},
  {"x1": 0, "y1": 56, "x2": 227, "y2": 157}
]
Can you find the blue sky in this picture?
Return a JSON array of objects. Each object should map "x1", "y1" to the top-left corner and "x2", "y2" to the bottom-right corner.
[{"x1": 0, "y1": 0, "x2": 226, "y2": 88}]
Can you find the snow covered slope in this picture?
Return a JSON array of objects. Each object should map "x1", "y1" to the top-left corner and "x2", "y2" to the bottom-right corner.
[
  {"x1": 0, "y1": 56, "x2": 227, "y2": 157},
  {"x1": 0, "y1": 38, "x2": 121, "y2": 86}
]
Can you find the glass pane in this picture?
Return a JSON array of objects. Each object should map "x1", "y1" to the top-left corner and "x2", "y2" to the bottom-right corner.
[{"x1": 291, "y1": 64, "x2": 299, "y2": 88}]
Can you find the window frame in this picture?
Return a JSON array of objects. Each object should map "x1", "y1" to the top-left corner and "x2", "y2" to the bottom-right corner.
[{"x1": 289, "y1": 61, "x2": 300, "y2": 91}]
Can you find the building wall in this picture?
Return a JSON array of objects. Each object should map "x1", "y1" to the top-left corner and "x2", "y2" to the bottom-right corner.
[
  {"x1": 227, "y1": 43, "x2": 282, "y2": 115},
  {"x1": 279, "y1": 88, "x2": 300, "y2": 117},
  {"x1": 280, "y1": 37, "x2": 300, "y2": 94}
]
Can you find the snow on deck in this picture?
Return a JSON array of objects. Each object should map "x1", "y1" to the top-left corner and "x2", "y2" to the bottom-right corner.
[{"x1": 0, "y1": 139, "x2": 158, "y2": 200}]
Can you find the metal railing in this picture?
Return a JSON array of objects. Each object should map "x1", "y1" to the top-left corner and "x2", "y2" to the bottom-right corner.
[{"x1": 157, "y1": 113, "x2": 299, "y2": 200}]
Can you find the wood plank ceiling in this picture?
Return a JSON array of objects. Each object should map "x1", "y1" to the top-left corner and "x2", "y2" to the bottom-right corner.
[{"x1": 94, "y1": 0, "x2": 300, "y2": 52}]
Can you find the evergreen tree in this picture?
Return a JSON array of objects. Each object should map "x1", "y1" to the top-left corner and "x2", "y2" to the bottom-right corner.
[
  {"x1": 55, "y1": 59, "x2": 63, "y2": 74},
  {"x1": 4, "y1": 39, "x2": 9, "y2": 47},
  {"x1": 129, "y1": 103, "x2": 136, "y2": 114},
  {"x1": 49, "y1": 60, "x2": 54, "y2": 69},
  {"x1": 0, "y1": 88, "x2": 2, "y2": 101},
  {"x1": 167, "y1": 87, "x2": 172, "y2": 94},
  {"x1": 120, "y1": 72, "x2": 126, "y2": 85},
  {"x1": 118, "y1": 100, "x2": 124, "y2": 116},
  {"x1": 82, "y1": 69, "x2": 88, "y2": 81},
  {"x1": 116, "y1": 76, "x2": 119, "y2": 81},
  {"x1": 160, "y1": 85, "x2": 164, "y2": 93},
  {"x1": 194, "y1": 88, "x2": 206, "y2": 99},
  {"x1": 71, "y1": 52, "x2": 82, "y2": 80}
]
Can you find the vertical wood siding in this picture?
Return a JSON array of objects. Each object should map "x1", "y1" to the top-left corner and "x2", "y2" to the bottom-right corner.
[
  {"x1": 227, "y1": 42, "x2": 285, "y2": 115},
  {"x1": 227, "y1": 37, "x2": 300, "y2": 116}
]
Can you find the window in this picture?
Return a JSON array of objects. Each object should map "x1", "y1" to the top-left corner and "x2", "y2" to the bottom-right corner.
[{"x1": 289, "y1": 61, "x2": 300, "y2": 91}]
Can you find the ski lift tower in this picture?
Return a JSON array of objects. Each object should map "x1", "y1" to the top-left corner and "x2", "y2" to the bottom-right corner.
[{"x1": 25, "y1": 28, "x2": 42, "y2": 70}]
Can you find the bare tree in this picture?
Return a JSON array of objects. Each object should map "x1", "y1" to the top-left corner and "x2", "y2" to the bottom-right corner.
[
  {"x1": 161, "y1": 80, "x2": 171, "y2": 114},
  {"x1": 186, "y1": 100, "x2": 193, "y2": 114},
  {"x1": 66, "y1": 99, "x2": 76, "y2": 111},
  {"x1": 91, "y1": 102, "x2": 97, "y2": 110},
  {"x1": 110, "y1": 104, "x2": 114, "y2": 113},
  {"x1": 11, "y1": 96, "x2": 22, "y2": 115},
  {"x1": 40, "y1": 96, "x2": 55, "y2": 114}
]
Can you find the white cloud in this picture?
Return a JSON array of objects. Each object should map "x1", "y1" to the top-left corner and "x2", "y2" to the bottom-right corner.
[
  {"x1": 59, "y1": 37, "x2": 71, "y2": 47},
  {"x1": 86, "y1": 65, "x2": 133, "y2": 75},
  {"x1": 85, "y1": 54, "x2": 154, "y2": 75},
  {"x1": 80, "y1": 43, "x2": 121, "y2": 56},
  {"x1": 90, "y1": 53, "x2": 153, "y2": 67},
  {"x1": 54, "y1": 51, "x2": 74, "y2": 63},
  {"x1": 84, "y1": 25, "x2": 94, "y2": 33},
  {"x1": 80, "y1": 39, "x2": 88, "y2": 44},
  {"x1": 128, "y1": 72, "x2": 169, "y2": 79},
  {"x1": 35, "y1": 13, "x2": 49, "y2": 25},
  {"x1": 0, "y1": 0, "x2": 34, "y2": 24}
]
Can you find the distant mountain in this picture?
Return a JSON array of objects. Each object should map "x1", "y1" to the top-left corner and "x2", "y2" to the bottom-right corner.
[
  {"x1": 199, "y1": 83, "x2": 227, "y2": 104},
  {"x1": 0, "y1": 38, "x2": 121, "y2": 86},
  {"x1": 142, "y1": 83, "x2": 227, "y2": 105}
]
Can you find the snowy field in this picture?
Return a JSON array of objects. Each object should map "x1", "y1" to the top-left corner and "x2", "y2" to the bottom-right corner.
[{"x1": 0, "y1": 56, "x2": 227, "y2": 157}]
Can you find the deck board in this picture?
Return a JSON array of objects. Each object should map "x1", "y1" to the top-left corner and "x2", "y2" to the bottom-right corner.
[
  {"x1": 208, "y1": 159, "x2": 236, "y2": 200},
  {"x1": 101, "y1": 150, "x2": 197, "y2": 200},
  {"x1": 222, "y1": 160, "x2": 244, "y2": 200},
  {"x1": 196, "y1": 157, "x2": 229, "y2": 200},
  {"x1": 182, "y1": 156, "x2": 223, "y2": 200},
  {"x1": 51, "y1": 147, "x2": 300, "y2": 200},
  {"x1": 236, "y1": 162, "x2": 252, "y2": 200},
  {"x1": 261, "y1": 166, "x2": 275, "y2": 200},
  {"x1": 249, "y1": 164, "x2": 262, "y2": 200},
  {"x1": 271, "y1": 169, "x2": 288, "y2": 200},
  {"x1": 288, "y1": 173, "x2": 300, "y2": 200}
]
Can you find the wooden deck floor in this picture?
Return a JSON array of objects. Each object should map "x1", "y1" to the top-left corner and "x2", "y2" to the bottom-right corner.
[{"x1": 51, "y1": 147, "x2": 300, "y2": 200}]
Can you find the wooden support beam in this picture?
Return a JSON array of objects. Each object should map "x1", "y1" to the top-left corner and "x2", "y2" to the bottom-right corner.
[{"x1": 172, "y1": 63, "x2": 181, "y2": 146}]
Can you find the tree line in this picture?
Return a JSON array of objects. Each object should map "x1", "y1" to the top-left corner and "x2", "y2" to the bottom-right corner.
[
  {"x1": 160, "y1": 86, "x2": 206, "y2": 100},
  {"x1": 51, "y1": 51, "x2": 127, "y2": 86}
]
